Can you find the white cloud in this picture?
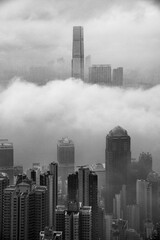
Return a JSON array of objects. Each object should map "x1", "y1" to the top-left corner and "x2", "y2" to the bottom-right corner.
[{"x1": 0, "y1": 79, "x2": 160, "y2": 171}]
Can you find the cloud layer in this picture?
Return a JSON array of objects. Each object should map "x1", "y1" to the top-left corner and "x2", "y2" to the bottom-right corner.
[{"x1": 0, "y1": 79, "x2": 160, "y2": 171}]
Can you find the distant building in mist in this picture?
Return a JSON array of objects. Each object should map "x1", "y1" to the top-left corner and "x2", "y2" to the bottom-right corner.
[
  {"x1": 57, "y1": 137, "x2": 75, "y2": 194},
  {"x1": 0, "y1": 140, "x2": 14, "y2": 184},
  {"x1": 85, "y1": 55, "x2": 91, "y2": 82},
  {"x1": 136, "y1": 179, "x2": 152, "y2": 232},
  {"x1": 89, "y1": 64, "x2": 111, "y2": 85},
  {"x1": 112, "y1": 67, "x2": 123, "y2": 86},
  {"x1": 105, "y1": 126, "x2": 131, "y2": 213},
  {"x1": 72, "y1": 26, "x2": 84, "y2": 80}
]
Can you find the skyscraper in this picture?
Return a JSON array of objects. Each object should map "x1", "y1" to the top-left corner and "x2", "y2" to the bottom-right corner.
[
  {"x1": 57, "y1": 137, "x2": 75, "y2": 194},
  {"x1": 72, "y1": 26, "x2": 84, "y2": 80},
  {"x1": 112, "y1": 67, "x2": 123, "y2": 86},
  {"x1": 105, "y1": 126, "x2": 131, "y2": 213},
  {"x1": 0, "y1": 140, "x2": 14, "y2": 184},
  {"x1": 89, "y1": 64, "x2": 112, "y2": 85},
  {"x1": 78, "y1": 167, "x2": 98, "y2": 240},
  {"x1": 2, "y1": 183, "x2": 48, "y2": 240},
  {"x1": 136, "y1": 179, "x2": 152, "y2": 232},
  {"x1": 48, "y1": 162, "x2": 58, "y2": 228}
]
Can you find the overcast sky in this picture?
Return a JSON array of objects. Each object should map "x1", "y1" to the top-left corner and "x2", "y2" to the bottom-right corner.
[{"x1": 0, "y1": 0, "x2": 160, "y2": 71}]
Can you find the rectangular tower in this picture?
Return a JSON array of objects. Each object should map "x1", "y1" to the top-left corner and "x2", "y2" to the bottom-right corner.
[
  {"x1": 0, "y1": 140, "x2": 14, "y2": 184},
  {"x1": 72, "y1": 26, "x2": 84, "y2": 80}
]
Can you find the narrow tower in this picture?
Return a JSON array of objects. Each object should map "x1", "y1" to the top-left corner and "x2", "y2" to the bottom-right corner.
[{"x1": 72, "y1": 26, "x2": 84, "y2": 80}]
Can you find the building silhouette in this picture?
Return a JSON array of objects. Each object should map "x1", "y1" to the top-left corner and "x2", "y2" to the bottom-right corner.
[
  {"x1": 72, "y1": 26, "x2": 84, "y2": 80},
  {"x1": 0, "y1": 140, "x2": 14, "y2": 184},
  {"x1": 2, "y1": 183, "x2": 48, "y2": 240},
  {"x1": 112, "y1": 67, "x2": 123, "y2": 86},
  {"x1": 105, "y1": 126, "x2": 131, "y2": 213},
  {"x1": 89, "y1": 64, "x2": 111, "y2": 85},
  {"x1": 68, "y1": 167, "x2": 98, "y2": 240},
  {"x1": 48, "y1": 162, "x2": 58, "y2": 228},
  {"x1": 57, "y1": 137, "x2": 75, "y2": 194},
  {"x1": 136, "y1": 179, "x2": 152, "y2": 232}
]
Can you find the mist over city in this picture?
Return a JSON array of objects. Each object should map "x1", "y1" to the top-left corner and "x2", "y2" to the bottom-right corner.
[{"x1": 0, "y1": 0, "x2": 160, "y2": 240}]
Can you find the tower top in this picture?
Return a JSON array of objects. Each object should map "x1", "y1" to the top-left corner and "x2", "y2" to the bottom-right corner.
[{"x1": 108, "y1": 126, "x2": 128, "y2": 137}]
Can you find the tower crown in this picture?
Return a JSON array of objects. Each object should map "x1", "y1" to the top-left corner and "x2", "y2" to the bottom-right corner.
[{"x1": 108, "y1": 126, "x2": 128, "y2": 137}]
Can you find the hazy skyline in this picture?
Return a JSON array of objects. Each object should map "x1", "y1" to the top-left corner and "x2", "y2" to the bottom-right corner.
[
  {"x1": 0, "y1": 79, "x2": 160, "y2": 171},
  {"x1": 0, "y1": 0, "x2": 160, "y2": 73}
]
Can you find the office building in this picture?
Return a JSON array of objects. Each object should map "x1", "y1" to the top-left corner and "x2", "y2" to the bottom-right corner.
[
  {"x1": 105, "y1": 126, "x2": 131, "y2": 213},
  {"x1": 55, "y1": 205, "x2": 66, "y2": 240},
  {"x1": 0, "y1": 140, "x2": 14, "y2": 184},
  {"x1": 57, "y1": 137, "x2": 75, "y2": 194},
  {"x1": 0, "y1": 173, "x2": 9, "y2": 239},
  {"x1": 79, "y1": 206, "x2": 92, "y2": 240},
  {"x1": 85, "y1": 55, "x2": 91, "y2": 82},
  {"x1": 78, "y1": 167, "x2": 98, "y2": 240},
  {"x1": 2, "y1": 183, "x2": 48, "y2": 240},
  {"x1": 90, "y1": 163, "x2": 105, "y2": 203},
  {"x1": 68, "y1": 172, "x2": 78, "y2": 203},
  {"x1": 147, "y1": 171, "x2": 160, "y2": 224},
  {"x1": 126, "y1": 205, "x2": 140, "y2": 233},
  {"x1": 138, "y1": 152, "x2": 152, "y2": 180},
  {"x1": 136, "y1": 179, "x2": 152, "y2": 232},
  {"x1": 48, "y1": 162, "x2": 58, "y2": 228},
  {"x1": 112, "y1": 67, "x2": 123, "y2": 86},
  {"x1": 72, "y1": 26, "x2": 84, "y2": 80},
  {"x1": 89, "y1": 64, "x2": 111, "y2": 85}
]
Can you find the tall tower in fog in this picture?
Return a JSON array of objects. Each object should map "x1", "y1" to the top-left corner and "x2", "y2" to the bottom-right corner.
[
  {"x1": 105, "y1": 126, "x2": 131, "y2": 213},
  {"x1": 72, "y1": 26, "x2": 84, "y2": 80}
]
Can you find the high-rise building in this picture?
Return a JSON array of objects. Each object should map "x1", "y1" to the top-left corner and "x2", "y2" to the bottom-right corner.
[
  {"x1": 0, "y1": 140, "x2": 14, "y2": 184},
  {"x1": 79, "y1": 206, "x2": 92, "y2": 240},
  {"x1": 2, "y1": 183, "x2": 48, "y2": 240},
  {"x1": 89, "y1": 64, "x2": 111, "y2": 85},
  {"x1": 57, "y1": 137, "x2": 75, "y2": 194},
  {"x1": 78, "y1": 167, "x2": 98, "y2": 240},
  {"x1": 136, "y1": 179, "x2": 152, "y2": 232},
  {"x1": 72, "y1": 26, "x2": 84, "y2": 80},
  {"x1": 0, "y1": 173, "x2": 9, "y2": 239},
  {"x1": 48, "y1": 162, "x2": 58, "y2": 228},
  {"x1": 55, "y1": 205, "x2": 66, "y2": 240},
  {"x1": 85, "y1": 55, "x2": 91, "y2": 82},
  {"x1": 147, "y1": 171, "x2": 160, "y2": 224},
  {"x1": 68, "y1": 172, "x2": 78, "y2": 203},
  {"x1": 138, "y1": 152, "x2": 152, "y2": 180},
  {"x1": 105, "y1": 126, "x2": 131, "y2": 213},
  {"x1": 112, "y1": 67, "x2": 123, "y2": 86},
  {"x1": 126, "y1": 204, "x2": 140, "y2": 233}
]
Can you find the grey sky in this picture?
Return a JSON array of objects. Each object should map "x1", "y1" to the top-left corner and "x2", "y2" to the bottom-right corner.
[{"x1": 0, "y1": 0, "x2": 160, "y2": 71}]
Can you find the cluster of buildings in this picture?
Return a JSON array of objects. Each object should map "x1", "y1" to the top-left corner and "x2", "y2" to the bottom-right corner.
[
  {"x1": 0, "y1": 128, "x2": 160, "y2": 239},
  {"x1": 71, "y1": 26, "x2": 123, "y2": 86}
]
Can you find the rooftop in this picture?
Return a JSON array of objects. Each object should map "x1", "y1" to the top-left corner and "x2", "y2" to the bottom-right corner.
[{"x1": 108, "y1": 126, "x2": 128, "y2": 137}]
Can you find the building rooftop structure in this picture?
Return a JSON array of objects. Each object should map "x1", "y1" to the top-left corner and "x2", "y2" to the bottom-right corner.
[{"x1": 108, "y1": 126, "x2": 128, "y2": 137}]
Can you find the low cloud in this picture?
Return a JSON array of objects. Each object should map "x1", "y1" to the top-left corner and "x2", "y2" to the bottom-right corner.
[{"x1": 0, "y1": 79, "x2": 160, "y2": 171}]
